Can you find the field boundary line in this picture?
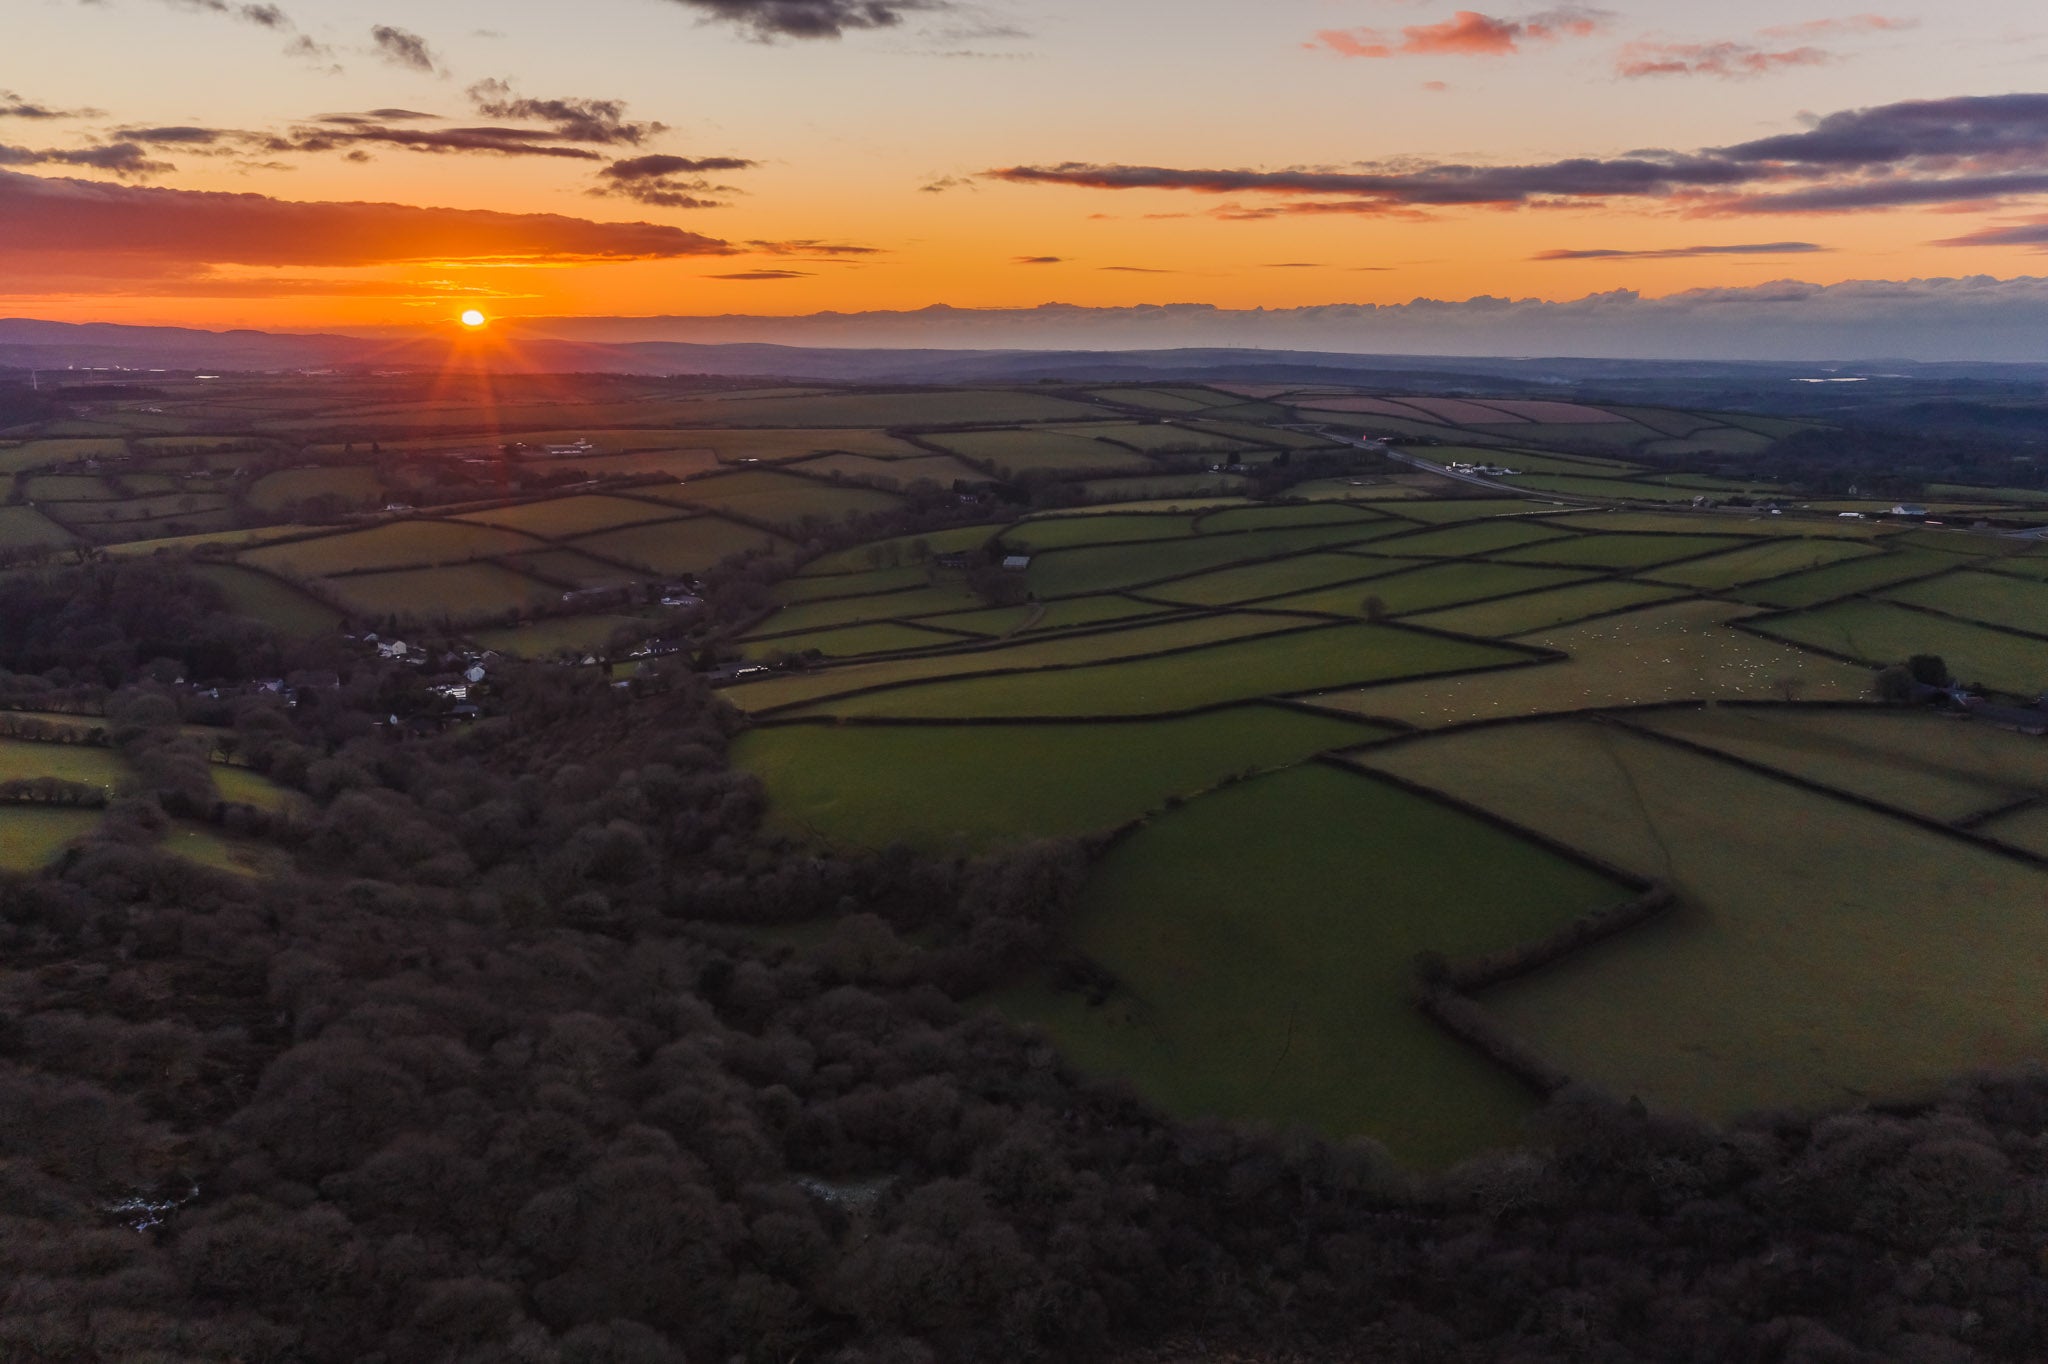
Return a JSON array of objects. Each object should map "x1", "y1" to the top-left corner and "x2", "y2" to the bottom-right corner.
[{"x1": 1604, "y1": 714, "x2": 2048, "y2": 870}]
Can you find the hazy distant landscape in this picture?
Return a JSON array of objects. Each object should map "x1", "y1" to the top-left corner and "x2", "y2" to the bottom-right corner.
[{"x1": 10, "y1": 0, "x2": 2048, "y2": 1358}]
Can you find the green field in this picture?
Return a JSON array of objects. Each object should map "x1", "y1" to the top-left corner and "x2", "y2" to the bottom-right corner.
[
  {"x1": 247, "y1": 466, "x2": 383, "y2": 512},
  {"x1": 928, "y1": 428, "x2": 1160, "y2": 477},
  {"x1": 570, "y1": 517, "x2": 789, "y2": 575},
  {"x1": 192, "y1": 564, "x2": 346, "y2": 634},
  {"x1": 1265, "y1": 561, "x2": 1593, "y2": 618},
  {"x1": 1645, "y1": 537, "x2": 1880, "y2": 590},
  {"x1": 0, "y1": 738, "x2": 127, "y2": 789},
  {"x1": 787, "y1": 622, "x2": 1527, "y2": 719},
  {"x1": 244, "y1": 520, "x2": 549, "y2": 576},
  {"x1": 1639, "y1": 706, "x2": 2048, "y2": 823},
  {"x1": 1144, "y1": 552, "x2": 1423, "y2": 608},
  {"x1": 727, "y1": 611, "x2": 1310, "y2": 713},
  {"x1": 0, "y1": 807, "x2": 105, "y2": 869},
  {"x1": 1315, "y1": 600, "x2": 1874, "y2": 727},
  {"x1": 1376, "y1": 520, "x2": 1574, "y2": 557},
  {"x1": 1358, "y1": 721, "x2": 2048, "y2": 1122},
  {"x1": 472, "y1": 614, "x2": 650, "y2": 659},
  {"x1": 504, "y1": 549, "x2": 639, "y2": 589},
  {"x1": 0, "y1": 505, "x2": 80, "y2": 551},
  {"x1": 797, "y1": 524, "x2": 1001, "y2": 575},
  {"x1": 998, "y1": 763, "x2": 1630, "y2": 1165},
  {"x1": 322, "y1": 563, "x2": 553, "y2": 620},
  {"x1": 1884, "y1": 569, "x2": 2048, "y2": 637},
  {"x1": 1407, "y1": 579, "x2": 1688, "y2": 637},
  {"x1": 648, "y1": 470, "x2": 900, "y2": 526},
  {"x1": 1194, "y1": 503, "x2": 1380, "y2": 533},
  {"x1": 1735, "y1": 549, "x2": 1958, "y2": 608},
  {"x1": 457, "y1": 494, "x2": 676, "y2": 538},
  {"x1": 736, "y1": 706, "x2": 1384, "y2": 850},
  {"x1": 1497, "y1": 533, "x2": 1745, "y2": 570},
  {"x1": 1747, "y1": 598, "x2": 2048, "y2": 695},
  {"x1": 772, "y1": 565, "x2": 935, "y2": 603},
  {"x1": 797, "y1": 452, "x2": 986, "y2": 486},
  {"x1": 740, "y1": 621, "x2": 967, "y2": 660},
  {"x1": 1002, "y1": 512, "x2": 1200, "y2": 552},
  {"x1": 747, "y1": 583, "x2": 987, "y2": 636},
  {"x1": 1025, "y1": 523, "x2": 1403, "y2": 598},
  {"x1": 918, "y1": 594, "x2": 1178, "y2": 637},
  {"x1": 214, "y1": 765, "x2": 307, "y2": 814}
]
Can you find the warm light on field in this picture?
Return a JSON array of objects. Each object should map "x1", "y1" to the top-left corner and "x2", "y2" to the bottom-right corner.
[{"x1": 460, "y1": 310, "x2": 488, "y2": 329}]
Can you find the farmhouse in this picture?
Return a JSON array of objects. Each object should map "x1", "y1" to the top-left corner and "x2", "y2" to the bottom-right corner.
[
  {"x1": 1002, "y1": 554, "x2": 1032, "y2": 571},
  {"x1": 1892, "y1": 503, "x2": 1930, "y2": 518}
]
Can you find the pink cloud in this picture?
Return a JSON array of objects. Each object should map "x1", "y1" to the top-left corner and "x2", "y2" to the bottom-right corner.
[
  {"x1": 1314, "y1": 7, "x2": 1609, "y2": 59},
  {"x1": 1759, "y1": 14, "x2": 1919, "y2": 39},
  {"x1": 1617, "y1": 41, "x2": 1834, "y2": 79}
]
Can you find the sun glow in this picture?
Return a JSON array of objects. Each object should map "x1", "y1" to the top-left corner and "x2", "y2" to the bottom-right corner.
[{"x1": 460, "y1": 309, "x2": 488, "y2": 329}]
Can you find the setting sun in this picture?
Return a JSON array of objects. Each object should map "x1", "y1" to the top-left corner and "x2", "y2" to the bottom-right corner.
[{"x1": 460, "y1": 310, "x2": 487, "y2": 329}]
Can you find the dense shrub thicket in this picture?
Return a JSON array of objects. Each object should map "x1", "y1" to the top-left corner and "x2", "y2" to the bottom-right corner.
[{"x1": 1, "y1": 562, "x2": 2045, "y2": 1364}]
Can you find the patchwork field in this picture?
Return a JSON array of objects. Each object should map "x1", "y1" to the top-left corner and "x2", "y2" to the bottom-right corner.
[
  {"x1": 1356, "y1": 721, "x2": 2048, "y2": 1123},
  {"x1": 1313, "y1": 599, "x2": 1873, "y2": 727},
  {"x1": 1747, "y1": 599, "x2": 2048, "y2": 695},
  {"x1": 998, "y1": 763, "x2": 1630, "y2": 1165},
  {"x1": 737, "y1": 706, "x2": 1385, "y2": 850},
  {"x1": 30, "y1": 369, "x2": 2048, "y2": 1173}
]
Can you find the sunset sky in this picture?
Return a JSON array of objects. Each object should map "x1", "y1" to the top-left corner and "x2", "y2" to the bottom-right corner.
[{"x1": 8, "y1": 0, "x2": 2048, "y2": 342}]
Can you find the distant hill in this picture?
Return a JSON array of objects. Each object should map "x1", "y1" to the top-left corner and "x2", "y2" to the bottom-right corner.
[{"x1": 6, "y1": 317, "x2": 2048, "y2": 410}]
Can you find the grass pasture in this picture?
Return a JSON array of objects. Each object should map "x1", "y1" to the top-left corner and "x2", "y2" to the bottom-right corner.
[
  {"x1": 192, "y1": 564, "x2": 345, "y2": 634},
  {"x1": 1025, "y1": 523, "x2": 1405, "y2": 598},
  {"x1": 1407, "y1": 580, "x2": 1688, "y2": 637},
  {"x1": 796, "y1": 452, "x2": 985, "y2": 486},
  {"x1": 1645, "y1": 537, "x2": 1880, "y2": 591},
  {"x1": 0, "y1": 807, "x2": 104, "y2": 869},
  {"x1": 570, "y1": 517, "x2": 790, "y2": 575},
  {"x1": 740, "y1": 622, "x2": 967, "y2": 661},
  {"x1": 1265, "y1": 561, "x2": 1593, "y2": 618},
  {"x1": 1884, "y1": 569, "x2": 2048, "y2": 636},
  {"x1": 1736, "y1": 549, "x2": 1960, "y2": 609},
  {"x1": 1639, "y1": 706, "x2": 2048, "y2": 824},
  {"x1": 247, "y1": 466, "x2": 383, "y2": 512},
  {"x1": 797, "y1": 525, "x2": 1001, "y2": 576},
  {"x1": 1357, "y1": 721, "x2": 2048, "y2": 1123},
  {"x1": 998, "y1": 763, "x2": 1629, "y2": 1164},
  {"x1": 772, "y1": 565, "x2": 934, "y2": 603},
  {"x1": 456, "y1": 494, "x2": 676, "y2": 538},
  {"x1": 1143, "y1": 552, "x2": 1423, "y2": 608},
  {"x1": 917, "y1": 594, "x2": 1178, "y2": 637},
  {"x1": 746, "y1": 584, "x2": 987, "y2": 637},
  {"x1": 928, "y1": 428, "x2": 1160, "y2": 477},
  {"x1": 244, "y1": 520, "x2": 548, "y2": 576},
  {"x1": 726, "y1": 611, "x2": 1310, "y2": 713},
  {"x1": 1194, "y1": 503, "x2": 1380, "y2": 533},
  {"x1": 322, "y1": 563, "x2": 553, "y2": 620},
  {"x1": 1497, "y1": 533, "x2": 1746, "y2": 570},
  {"x1": 737, "y1": 705, "x2": 1384, "y2": 851},
  {"x1": 1748, "y1": 599, "x2": 2048, "y2": 695},
  {"x1": 787, "y1": 621, "x2": 1527, "y2": 719},
  {"x1": 1002, "y1": 513, "x2": 1200, "y2": 552},
  {"x1": 0, "y1": 737, "x2": 127, "y2": 790},
  {"x1": 1376, "y1": 520, "x2": 1574, "y2": 558},
  {"x1": 1314, "y1": 599, "x2": 1873, "y2": 727},
  {"x1": 650, "y1": 470, "x2": 900, "y2": 526},
  {"x1": 0, "y1": 505, "x2": 79, "y2": 551},
  {"x1": 471, "y1": 614, "x2": 648, "y2": 659}
]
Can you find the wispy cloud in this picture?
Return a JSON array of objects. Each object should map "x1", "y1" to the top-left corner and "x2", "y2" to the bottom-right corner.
[
  {"x1": 1617, "y1": 40, "x2": 1832, "y2": 79},
  {"x1": 656, "y1": 0, "x2": 948, "y2": 41},
  {"x1": 592, "y1": 153, "x2": 757, "y2": 207},
  {"x1": 0, "y1": 167, "x2": 737, "y2": 268},
  {"x1": 1535, "y1": 241, "x2": 1830, "y2": 260},
  {"x1": 712, "y1": 268, "x2": 812, "y2": 279},
  {"x1": 1014, "y1": 254, "x2": 1062, "y2": 264},
  {"x1": 1313, "y1": 7, "x2": 1610, "y2": 59},
  {"x1": 1758, "y1": 14, "x2": 1918, "y2": 39},
  {"x1": 989, "y1": 93, "x2": 2048, "y2": 218},
  {"x1": 370, "y1": 24, "x2": 440, "y2": 74}
]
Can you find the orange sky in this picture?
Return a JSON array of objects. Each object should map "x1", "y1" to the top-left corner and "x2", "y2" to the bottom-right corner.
[{"x1": 4, "y1": 0, "x2": 2048, "y2": 333}]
